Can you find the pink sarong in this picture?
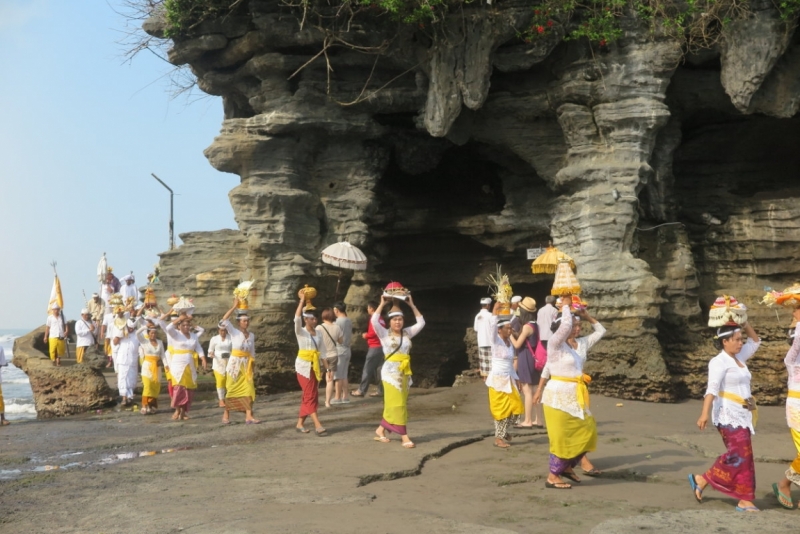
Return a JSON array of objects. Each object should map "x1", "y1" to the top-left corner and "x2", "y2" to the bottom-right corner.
[
  {"x1": 171, "y1": 385, "x2": 193, "y2": 411},
  {"x1": 704, "y1": 424, "x2": 756, "y2": 501}
]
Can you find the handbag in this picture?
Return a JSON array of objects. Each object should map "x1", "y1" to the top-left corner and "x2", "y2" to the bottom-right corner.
[{"x1": 524, "y1": 322, "x2": 548, "y2": 371}]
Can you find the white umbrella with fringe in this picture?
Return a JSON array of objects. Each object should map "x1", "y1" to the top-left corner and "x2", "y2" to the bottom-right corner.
[{"x1": 321, "y1": 241, "x2": 367, "y2": 299}]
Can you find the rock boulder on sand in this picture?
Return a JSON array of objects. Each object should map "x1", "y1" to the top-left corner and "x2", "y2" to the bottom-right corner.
[{"x1": 12, "y1": 327, "x2": 116, "y2": 418}]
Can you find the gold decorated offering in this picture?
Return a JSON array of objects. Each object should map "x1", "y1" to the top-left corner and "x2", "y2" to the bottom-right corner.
[
  {"x1": 299, "y1": 285, "x2": 317, "y2": 311},
  {"x1": 761, "y1": 284, "x2": 800, "y2": 309},
  {"x1": 708, "y1": 295, "x2": 747, "y2": 327},
  {"x1": 551, "y1": 258, "x2": 582, "y2": 296},
  {"x1": 172, "y1": 296, "x2": 195, "y2": 315},
  {"x1": 144, "y1": 287, "x2": 157, "y2": 306},
  {"x1": 383, "y1": 281, "x2": 410, "y2": 300},
  {"x1": 234, "y1": 280, "x2": 255, "y2": 309},
  {"x1": 109, "y1": 293, "x2": 123, "y2": 308},
  {"x1": 166, "y1": 294, "x2": 179, "y2": 307},
  {"x1": 486, "y1": 266, "x2": 513, "y2": 316}
]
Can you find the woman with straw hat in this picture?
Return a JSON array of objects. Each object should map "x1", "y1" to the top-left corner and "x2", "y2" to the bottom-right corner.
[
  {"x1": 510, "y1": 297, "x2": 544, "y2": 429},
  {"x1": 532, "y1": 296, "x2": 597, "y2": 489},
  {"x1": 294, "y1": 293, "x2": 328, "y2": 435},
  {"x1": 688, "y1": 317, "x2": 761, "y2": 512},
  {"x1": 372, "y1": 294, "x2": 425, "y2": 448}
]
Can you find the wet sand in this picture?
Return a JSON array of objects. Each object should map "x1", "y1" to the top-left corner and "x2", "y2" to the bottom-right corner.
[{"x1": 0, "y1": 380, "x2": 797, "y2": 533}]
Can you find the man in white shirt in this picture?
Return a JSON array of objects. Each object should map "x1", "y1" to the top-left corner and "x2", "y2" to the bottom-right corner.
[
  {"x1": 74, "y1": 308, "x2": 95, "y2": 364},
  {"x1": 474, "y1": 298, "x2": 494, "y2": 377},
  {"x1": 119, "y1": 274, "x2": 140, "y2": 307},
  {"x1": 0, "y1": 346, "x2": 9, "y2": 425},
  {"x1": 114, "y1": 318, "x2": 141, "y2": 406},
  {"x1": 537, "y1": 296, "x2": 558, "y2": 349},
  {"x1": 43, "y1": 303, "x2": 68, "y2": 366}
]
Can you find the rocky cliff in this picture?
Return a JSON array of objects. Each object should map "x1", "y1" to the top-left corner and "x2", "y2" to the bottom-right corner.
[{"x1": 142, "y1": 0, "x2": 800, "y2": 403}]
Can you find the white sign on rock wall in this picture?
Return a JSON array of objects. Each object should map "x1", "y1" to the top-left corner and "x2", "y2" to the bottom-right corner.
[{"x1": 526, "y1": 248, "x2": 545, "y2": 260}]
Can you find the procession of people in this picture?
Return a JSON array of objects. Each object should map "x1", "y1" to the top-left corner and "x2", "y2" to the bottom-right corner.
[{"x1": 22, "y1": 251, "x2": 800, "y2": 514}]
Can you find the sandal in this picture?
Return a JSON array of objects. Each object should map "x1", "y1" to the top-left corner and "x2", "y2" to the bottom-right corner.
[
  {"x1": 374, "y1": 436, "x2": 390, "y2": 443},
  {"x1": 687, "y1": 473, "x2": 703, "y2": 503},
  {"x1": 0, "y1": 420, "x2": 10, "y2": 426},
  {"x1": 773, "y1": 482, "x2": 794, "y2": 509},
  {"x1": 351, "y1": 390, "x2": 364, "y2": 397},
  {"x1": 296, "y1": 426, "x2": 310, "y2": 433},
  {"x1": 245, "y1": 419, "x2": 261, "y2": 425},
  {"x1": 369, "y1": 392, "x2": 382, "y2": 397},
  {"x1": 735, "y1": 506, "x2": 760, "y2": 512},
  {"x1": 315, "y1": 428, "x2": 327, "y2": 436},
  {"x1": 513, "y1": 423, "x2": 534, "y2": 429},
  {"x1": 562, "y1": 471, "x2": 582, "y2": 484},
  {"x1": 545, "y1": 481, "x2": 572, "y2": 489},
  {"x1": 493, "y1": 439, "x2": 510, "y2": 449},
  {"x1": 402, "y1": 441, "x2": 416, "y2": 448},
  {"x1": 582, "y1": 468, "x2": 602, "y2": 477}
]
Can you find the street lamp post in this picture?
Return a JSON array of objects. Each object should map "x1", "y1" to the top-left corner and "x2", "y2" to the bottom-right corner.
[{"x1": 151, "y1": 173, "x2": 175, "y2": 250}]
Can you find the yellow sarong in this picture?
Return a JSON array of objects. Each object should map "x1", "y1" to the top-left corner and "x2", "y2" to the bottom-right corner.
[
  {"x1": 382, "y1": 353, "x2": 411, "y2": 427},
  {"x1": 226, "y1": 349, "x2": 255, "y2": 401},
  {"x1": 551, "y1": 374, "x2": 592, "y2": 410},
  {"x1": 164, "y1": 345, "x2": 173, "y2": 383},
  {"x1": 543, "y1": 405, "x2": 597, "y2": 459},
  {"x1": 170, "y1": 348, "x2": 197, "y2": 389},
  {"x1": 298, "y1": 349, "x2": 321, "y2": 381},
  {"x1": 719, "y1": 391, "x2": 758, "y2": 428},
  {"x1": 75, "y1": 346, "x2": 86, "y2": 364},
  {"x1": 488, "y1": 387, "x2": 524, "y2": 421},
  {"x1": 141, "y1": 356, "x2": 161, "y2": 399},
  {"x1": 0, "y1": 383, "x2": 4, "y2": 413}
]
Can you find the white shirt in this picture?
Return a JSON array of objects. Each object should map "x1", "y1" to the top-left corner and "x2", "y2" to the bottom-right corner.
[
  {"x1": 537, "y1": 304, "x2": 558, "y2": 341},
  {"x1": 294, "y1": 316, "x2": 323, "y2": 379},
  {"x1": 46, "y1": 314, "x2": 65, "y2": 338},
  {"x1": 786, "y1": 324, "x2": 800, "y2": 431},
  {"x1": 473, "y1": 308, "x2": 494, "y2": 347},
  {"x1": 208, "y1": 334, "x2": 233, "y2": 375},
  {"x1": 120, "y1": 282, "x2": 139, "y2": 302},
  {"x1": 115, "y1": 332, "x2": 140, "y2": 367},
  {"x1": 75, "y1": 318, "x2": 95, "y2": 348},
  {"x1": 706, "y1": 338, "x2": 761, "y2": 434},
  {"x1": 371, "y1": 312, "x2": 426, "y2": 391}
]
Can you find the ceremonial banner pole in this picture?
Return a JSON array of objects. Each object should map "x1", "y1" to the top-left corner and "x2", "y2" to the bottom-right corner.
[{"x1": 50, "y1": 261, "x2": 71, "y2": 360}]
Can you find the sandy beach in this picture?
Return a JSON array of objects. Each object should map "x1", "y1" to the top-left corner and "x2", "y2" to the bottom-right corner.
[{"x1": 0, "y1": 379, "x2": 797, "y2": 534}]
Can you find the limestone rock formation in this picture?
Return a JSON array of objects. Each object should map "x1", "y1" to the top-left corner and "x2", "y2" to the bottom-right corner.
[
  {"x1": 140, "y1": 1, "x2": 800, "y2": 403},
  {"x1": 12, "y1": 327, "x2": 116, "y2": 418}
]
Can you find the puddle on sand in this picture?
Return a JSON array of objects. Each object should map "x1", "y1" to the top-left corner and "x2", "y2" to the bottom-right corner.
[{"x1": 0, "y1": 447, "x2": 193, "y2": 480}]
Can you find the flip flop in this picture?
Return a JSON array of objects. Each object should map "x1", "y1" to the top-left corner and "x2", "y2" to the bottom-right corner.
[
  {"x1": 562, "y1": 471, "x2": 582, "y2": 484},
  {"x1": 735, "y1": 506, "x2": 760, "y2": 512},
  {"x1": 245, "y1": 419, "x2": 262, "y2": 425},
  {"x1": 373, "y1": 436, "x2": 390, "y2": 443},
  {"x1": 687, "y1": 474, "x2": 703, "y2": 503},
  {"x1": 221, "y1": 420, "x2": 231, "y2": 425},
  {"x1": 545, "y1": 482, "x2": 571, "y2": 489},
  {"x1": 582, "y1": 468, "x2": 603, "y2": 477},
  {"x1": 315, "y1": 428, "x2": 327, "y2": 436},
  {"x1": 493, "y1": 440, "x2": 510, "y2": 449},
  {"x1": 296, "y1": 427, "x2": 310, "y2": 433},
  {"x1": 773, "y1": 482, "x2": 794, "y2": 509},
  {"x1": 351, "y1": 390, "x2": 364, "y2": 397},
  {"x1": 514, "y1": 423, "x2": 534, "y2": 429},
  {"x1": 402, "y1": 441, "x2": 415, "y2": 448},
  {"x1": 369, "y1": 392, "x2": 382, "y2": 397}
]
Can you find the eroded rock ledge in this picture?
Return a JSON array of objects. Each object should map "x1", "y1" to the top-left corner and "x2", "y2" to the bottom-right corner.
[{"x1": 143, "y1": 1, "x2": 800, "y2": 403}]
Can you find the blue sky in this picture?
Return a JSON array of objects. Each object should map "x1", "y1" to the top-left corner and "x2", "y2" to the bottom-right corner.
[{"x1": 0, "y1": 0, "x2": 239, "y2": 329}]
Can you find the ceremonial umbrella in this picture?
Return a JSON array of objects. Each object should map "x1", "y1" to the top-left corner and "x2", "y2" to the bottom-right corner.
[
  {"x1": 531, "y1": 245, "x2": 576, "y2": 274},
  {"x1": 321, "y1": 241, "x2": 367, "y2": 299}
]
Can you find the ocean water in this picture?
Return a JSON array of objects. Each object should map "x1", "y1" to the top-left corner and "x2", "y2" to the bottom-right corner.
[{"x1": 1, "y1": 329, "x2": 37, "y2": 420}]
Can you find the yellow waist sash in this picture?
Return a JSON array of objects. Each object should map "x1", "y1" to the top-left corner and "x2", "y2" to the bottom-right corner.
[
  {"x1": 144, "y1": 355, "x2": 160, "y2": 363},
  {"x1": 232, "y1": 349, "x2": 254, "y2": 379},
  {"x1": 386, "y1": 353, "x2": 411, "y2": 376},
  {"x1": 789, "y1": 390, "x2": 800, "y2": 399},
  {"x1": 719, "y1": 391, "x2": 758, "y2": 428},
  {"x1": 298, "y1": 349, "x2": 321, "y2": 381},
  {"x1": 551, "y1": 374, "x2": 592, "y2": 410},
  {"x1": 171, "y1": 348, "x2": 197, "y2": 357}
]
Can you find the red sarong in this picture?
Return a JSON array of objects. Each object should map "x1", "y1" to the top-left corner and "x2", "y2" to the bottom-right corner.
[
  {"x1": 297, "y1": 372, "x2": 319, "y2": 417},
  {"x1": 704, "y1": 424, "x2": 756, "y2": 501}
]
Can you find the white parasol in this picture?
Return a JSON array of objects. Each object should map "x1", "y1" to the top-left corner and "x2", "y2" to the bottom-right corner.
[
  {"x1": 321, "y1": 241, "x2": 367, "y2": 271},
  {"x1": 321, "y1": 241, "x2": 367, "y2": 299}
]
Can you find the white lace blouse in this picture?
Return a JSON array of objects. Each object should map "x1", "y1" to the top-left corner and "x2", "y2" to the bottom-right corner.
[
  {"x1": 706, "y1": 338, "x2": 761, "y2": 434},
  {"x1": 294, "y1": 316, "x2": 323, "y2": 379},
  {"x1": 541, "y1": 305, "x2": 602, "y2": 420},
  {"x1": 785, "y1": 324, "x2": 800, "y2": 431},
  {"x1": 485, "y1": 316, "x2": 519, "y2": 394},
  {"x1": 371, "y1": 312, "x2": 426, "y2": 391}
]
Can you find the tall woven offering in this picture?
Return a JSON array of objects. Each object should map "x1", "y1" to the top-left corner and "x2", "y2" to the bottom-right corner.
[
  {"x1": 708, "y1": 295, "x2": 747, "y2": 327},
  {"x1": 551, "y1": 259, "x2": 581, "y2": 296}
]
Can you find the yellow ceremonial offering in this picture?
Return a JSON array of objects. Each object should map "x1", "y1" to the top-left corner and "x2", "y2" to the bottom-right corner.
[
  {"x1": 234, "y1": 280, "x2": 255, "y2": 309},
  {"x1": 299, "y1": 285, "x2": 317, "y2": 311}
]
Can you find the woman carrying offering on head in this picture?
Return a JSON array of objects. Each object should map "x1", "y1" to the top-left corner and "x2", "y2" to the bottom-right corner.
[
  {"x1": 155, "y1": 311, "x2": 206, "y2": 421},
  {"x1": 773, "y1": 303, "x2": 800, "y2": 509},
  {"x1": 294, "y1": 293, "x2": 328, "y2": 435},
  {"x1": 688, "y1": 320, "x2": 761, "y2": 512},
  {"x1": 136, "y1": 321, "x2": 164, "y2": 415},
  {"x1": 372, "y1": 294, "x2": 425, "y2": 449},
  {"x1": 510, "y1": 297, "x2": 544, "y2": 429},
  {"x1": 486, "y1": 303, "x2": 524, "y2": 449},
  {"x1": 532, "y1": 295, "x2": 598, "y2": 489},
  {"x1": 220, "y1": 298, "x2": 259, "y2": 424}
]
